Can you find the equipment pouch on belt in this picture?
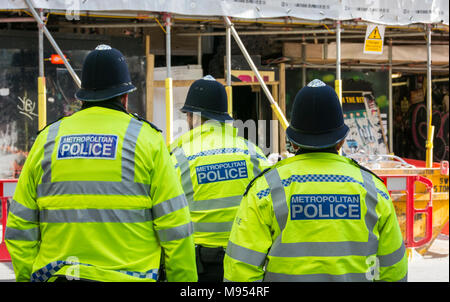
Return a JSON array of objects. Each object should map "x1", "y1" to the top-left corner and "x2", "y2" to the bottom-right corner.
[{"x1": 195, "y1": 245, "x2": 225, "y2": 273}]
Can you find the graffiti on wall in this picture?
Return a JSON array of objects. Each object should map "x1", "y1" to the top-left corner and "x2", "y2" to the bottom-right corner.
[
  {"x1": 17, "y1": 92, "x2": 38, "y2": 120},
  {"x1": 409, "y1": 103, "x2": 449, "y2": 162}
]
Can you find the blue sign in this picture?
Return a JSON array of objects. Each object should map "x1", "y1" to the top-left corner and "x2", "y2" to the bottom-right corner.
[
  {"x1": 290, "y1": 194, "x2": 361, "y2": 220},
  {"x1": 196, "y1": 160, "x2": 248, "y2": 184},
  {"x1": 57, "y1": 134, "x2": 118, "y2": 160}
]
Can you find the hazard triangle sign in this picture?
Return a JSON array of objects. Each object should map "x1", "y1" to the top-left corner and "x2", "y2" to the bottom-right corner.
[
  {"x1": 364, "y1": 24, "x2": 385, "y2": 54},
  {"x1": 368, "y1": 27, "x2": 382, "y2": 39}
]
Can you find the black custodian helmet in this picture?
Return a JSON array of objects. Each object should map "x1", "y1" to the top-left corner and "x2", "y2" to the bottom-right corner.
[
  {"x1": 75, "y1": 45, "x2": 136, "y2": 102},
  {"x1": 181, "y1": 75, "x2": 233, "y2": 123},
  {"x1": 286, "y1": 79, "x2": 349, "y2": 149}
]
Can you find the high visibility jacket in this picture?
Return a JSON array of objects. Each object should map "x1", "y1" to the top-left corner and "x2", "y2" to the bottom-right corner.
[
  {"x1": 224, "y1": 152, "x2": 408, "y2": 282},
  {"x1": 5, "y1": 106, "x2": 197, "y2": 282},
  {"x1": 170, "y1": 121, "x2": 269, "y2": 248}
]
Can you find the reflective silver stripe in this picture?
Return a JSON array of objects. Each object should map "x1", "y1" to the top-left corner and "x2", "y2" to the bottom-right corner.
[
  {"x1": 37, "y1": 181, "x2": 150, "y2": 197},
  {"x1": 9, "y1": 200, "x2": 38, "y2": 223},
  {"x1": 269, "y1": 238, "x2": 378, "y2": 257},
  {"x1": 121, "y1": 118, "x2": 143, "y2": 182},
  {"x1": 152, "y1": 194, "x2": 188, "y2": 219},
  {"x1": 173, "y1": 147, "x2": 194, "y2": 204},
  {"x1": 41, "y1": 120, "x2": 62, "y2": 184},
  {"x1": 264, "y1": 271, "x2": 369, "y2": 282},
  {"x1": 360, "y1": 169, "x2": 380, "y2": 248},
  {"x1": 193, "y1": 221, "x2": 234, "y2": 233},
  {"x1": 5, "y1": 226, "x2": 40, "y2": 241},
  {"x1": 40, "y1": 208, "x2": 152, "y2": 223},
  {"x1": 264, "y1": 169, "x2": 288, "y2": 232},
  {"x1": 247, "y1": 141, "x2": 261, "y2": 177},
  {"x1": 226, "y1": 241, "x2": 267, "y2": 267},
  {"x1": 189, "y1": 195, "x2": 242, "y2": 211},
  {"x1": 378, "y1": 244, "x2": 406, "y2": 267},
  {"x1": 157, "y1": 221, "x2": 193, "y2": 242}
]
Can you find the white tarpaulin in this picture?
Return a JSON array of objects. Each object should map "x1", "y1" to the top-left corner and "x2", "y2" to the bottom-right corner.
[{"x1": 1, "y1": 0, "x2": 448, "y2": 25}]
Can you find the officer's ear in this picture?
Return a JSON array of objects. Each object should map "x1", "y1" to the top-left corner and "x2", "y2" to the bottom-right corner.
[
  {"x1": 186, "y1": 112, "x2": 194, "y2": 130},
  {"x1": 336, "y1": 139, "x2": 346, "y2": 152},
  {"x1": 120, "y1": 94, "x2": 128, "y2": 110}
]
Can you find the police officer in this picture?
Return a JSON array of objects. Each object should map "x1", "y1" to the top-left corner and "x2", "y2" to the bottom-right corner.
[
  {"x1": 223, "y1": 79, "x2": 408, "y2": 282},
  {"x1": 170, "y1": 76, "x2": 269, "y2": 282},
  {"x1": 5, "y1": 45, "x2": 197, "y2": 282}
]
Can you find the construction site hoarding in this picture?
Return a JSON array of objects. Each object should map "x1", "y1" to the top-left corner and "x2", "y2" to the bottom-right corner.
[{"x1": 0, "y1": 0, "x2": 448, "y2": 25}]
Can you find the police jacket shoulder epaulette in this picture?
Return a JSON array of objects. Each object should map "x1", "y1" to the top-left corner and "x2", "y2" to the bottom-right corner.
[
  {"x1": 243, "y1": 167, "x2": 272, "y2": 197},
  {"x1": 36, "y1": 116, "x2": 66, "y2": 135},
  {"x1": 350, "y1": 158, "x2": 384, "y2": 184},
  {"x1": 131, "y1": 113, "x2": 162, "y2": 132}
]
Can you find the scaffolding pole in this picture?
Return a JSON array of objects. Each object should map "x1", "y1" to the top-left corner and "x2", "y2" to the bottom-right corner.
[
  {"x1": 335, "y1": 21, "x2": 342, "y2": 103},
  {"x1": 388, "y1": 39, "x2": 393, "y2": 153},
  {"x1": 25, "y1": 0, "x2": 81, "y2": 88},
  {"x1": 302, "y1": 36, "x2": 306, "y2": 87},
  {"x1": 425, "y1": 24, "x2": 434, "y2": 168},
  {"x1": 165, "y1": 14, "x2": 173, "y2": 145},
  {"x1": 37, "y1": 8, "x2": 46, "y2": 131},
  {"x1": 225, "y1": 21, "x2": 233, "y2": 117},
  {"x1": 223, "y1": 16, "x2": 288, "y2": 130}
]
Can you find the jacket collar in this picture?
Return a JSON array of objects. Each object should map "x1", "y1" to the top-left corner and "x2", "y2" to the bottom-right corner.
[
  {"x1": 192, "y1": 120, "x2": 237, "y2": 137},
  {"x1": 81, "y1": 99, "x2": 128, "y2": 114}
]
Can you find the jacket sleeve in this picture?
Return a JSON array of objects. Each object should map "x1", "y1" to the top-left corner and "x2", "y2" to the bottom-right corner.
[
  {"x1": 5, "y1": 132, "x2": 46, "y2": 282},
  {"x1": 223, "y1": 181, "x2": 275, "y2": 282},
  {"x1": 149, "y1": 133, "x2": 197, "y2": 282},
  {"x1": 375, "y1": 181, "x2": 408, "y2": 282}
]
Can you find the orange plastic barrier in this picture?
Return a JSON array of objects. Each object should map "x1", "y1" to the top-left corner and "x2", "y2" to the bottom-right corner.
[
  {"x1": 442, "y1": 221, "x2": 449, "y2": 236},
  {"x1": 0, "y1": 179, "x2": 18, "y2": 262}
]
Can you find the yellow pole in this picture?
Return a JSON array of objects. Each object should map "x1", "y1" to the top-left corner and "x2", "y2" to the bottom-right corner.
[
  {"x1": 335, "y1": 79, "x2": 343, "y2": 156},
  {"x1": 425, "y1": 25, "x2": 433, "y2": 168},
  {"x1": 426, "y1": 125, "x2": 435, "y2": 167},
  {"x1": 38, "y1": 76, "x2": 46, "y2": 131},
  {"x1": 225, "y1": 85, "x2": 233, "y2": 117},
  {"x1": 271, "y1": 103, "x2": 289, "y2": 130},
  {"x1": 335, "y1": 79, "x2": 342, "y2": 104},
  {"x1": 165, "y1": 77, "x2": 173, "y2": 145}
]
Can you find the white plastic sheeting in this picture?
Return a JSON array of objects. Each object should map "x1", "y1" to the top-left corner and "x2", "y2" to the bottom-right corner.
[{"x1": 1, "y1": 0, "x2": 448, "y2": 25}]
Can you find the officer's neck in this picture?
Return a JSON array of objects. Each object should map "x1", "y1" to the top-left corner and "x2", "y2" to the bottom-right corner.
[
  {"x1": 81, "y1": 98, "x2": 128, "y2": 114},
  {"x1": 295, "y1": 147, "x2": 338, "y2": 155}
]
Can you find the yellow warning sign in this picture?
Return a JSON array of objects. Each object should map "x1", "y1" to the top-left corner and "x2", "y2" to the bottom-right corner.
[
  {"x1": 368, "y1": 26, "x2": 382, "y2": 39},
  {"x1": 364, "y1": 24, "x2": 385, "y2": 54}
]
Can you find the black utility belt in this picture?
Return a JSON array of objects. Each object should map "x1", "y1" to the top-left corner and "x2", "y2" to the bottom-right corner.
[{"x1": 196, "y1": 245, "x2": 225, "y2": 264}]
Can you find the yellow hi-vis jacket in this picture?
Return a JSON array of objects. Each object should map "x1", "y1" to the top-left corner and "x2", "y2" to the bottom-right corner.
[
  {"x1": 5, "y1": 106, "x2": 197, "y2": 282},
  {"x1": 170, "y1": 121, "x2": 269, "y2": 248},
  {"x1": 224, "y1": 152, "x2": 408, "y2": 282}
]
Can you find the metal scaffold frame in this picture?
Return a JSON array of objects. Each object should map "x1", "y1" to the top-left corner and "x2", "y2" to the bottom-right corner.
[{"x1": 17, "y1": 1, "x2": 445, "y2": 168}]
